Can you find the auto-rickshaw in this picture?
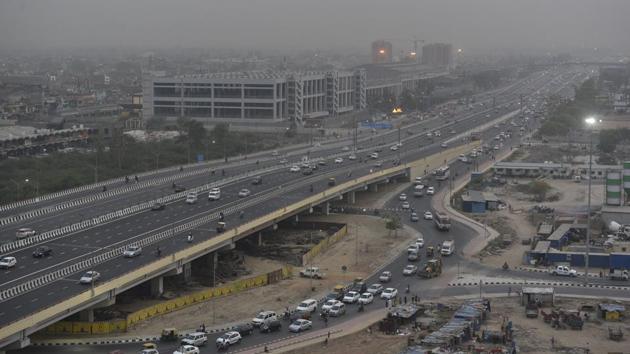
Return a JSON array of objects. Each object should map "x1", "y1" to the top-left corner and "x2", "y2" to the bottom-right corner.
[
  {"x1": 216, "y1": 221, "x2": 226, "y2": 233},
  {"x1": 426, "y1": 246, "x2": 434, "y2": 258},
  {"x1": 142, "y1": 343, "x2": 157, "y2": 350},
  {"x1": 160, "y1": 328, "x2": 179, "y2": 342}
]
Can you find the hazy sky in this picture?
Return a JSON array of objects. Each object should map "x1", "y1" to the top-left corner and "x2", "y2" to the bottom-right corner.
[{"x1": 1, "y1": 0, "x2": 628, "y2": 54}]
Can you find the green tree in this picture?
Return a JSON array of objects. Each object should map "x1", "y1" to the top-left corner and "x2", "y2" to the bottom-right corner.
[{"x1": 385, "y1": 215, "x2": 402, "y2": 237}]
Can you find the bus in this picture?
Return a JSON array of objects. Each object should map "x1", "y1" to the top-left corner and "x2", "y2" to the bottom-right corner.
[
  {"x1": 434, "y1": 211, "x2": 451, "y2": 231},
  {"x1": 435, "y1": 166, "x2": 450, "y2": 181}
]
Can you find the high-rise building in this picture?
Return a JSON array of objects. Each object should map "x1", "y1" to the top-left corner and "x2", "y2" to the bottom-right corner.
[
  {"x1": 421, "y1": 43, "x2": 453, "y2": 68},
  {"x1": 371, "y1": 40, "x2": 393, "y2": 64}
]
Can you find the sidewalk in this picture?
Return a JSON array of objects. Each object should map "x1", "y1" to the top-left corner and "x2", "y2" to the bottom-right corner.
[{"x1": 237, "y1": 308, "x2": 387, "y2": 354}]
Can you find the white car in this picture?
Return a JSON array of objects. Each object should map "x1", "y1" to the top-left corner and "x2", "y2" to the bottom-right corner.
[
  {"x1": 328, "y1": 302, "x2": 346, "y2": 317},
  {"x1": 407, "y1": 243, "x2": 420, "y2": 253},
  {"x1": 342, "y1": 291, "x2": 360, "y2": 304},
  {"x1": 358, "y1": 292, "x2": 374, "y2": 305},
  {"x1": 342, "y1": 146, "x2": 350, "y2": 151},
  {"x1": 441, "y1": 142, "x2": 448, "y2": 148},
  {"x1": 423, "y1": 211, "x2": 433, "y2": 220},
  {"x1": 80, "y1": 271, "x2": 101, "y2": 284},
  {"x1": 0, "y1": 256, "x2": 17, "y2": 269},
  {"x1": 390, "y1": 145, "x2": 399, "y2": 151},
  {"x1": 173, "y1": 345, "x2": 199, "y2": 354},
  {"x1": 334, "y1": 157, "x2": 344, "y2": 164},
  {"x1": 185, "y1": 193, "x2": 198, "y2": 204},
  {"x1": 238, "y1": 189, "x2": 251, "y2": 198},
  {"x1": 208, "y1": 188, "x2": 221, "y2": 201},
  {"x1": 252, "y1": 311, "x2": 277, "y2": 327},
  {"x1": 279, "y1": 158, "x2": 289, "y2": 164},
  {"x1": 16, "y1": 228, "x2": 36, "y2": 239},
  {"x1": 367, "y1": 283, "x2": 384, "y2": 295},
  {"x1": 415, "y1": 238, "x2": 425, "y2": 248},
  {"x1": 289, "y1": 165, "x2": 300, "y2": 172},
  {"x1": 322, "y1": 299, "x2": 341, "y2": 313},
  {"x1": 289, "y1": 319, "x2": 312, "y2": 332},
  {"x1": 271, "y1": 150, "x2": 279, "y2": 156},
  {"x1": 403, "y1": 264, "x2": 418, "y2": 276},
  {"x1": 296, "y1": 299, "x2": 318, "y2": 313},
  {"x1": 215, "y1": 331, "x2": 241, "y2": 349},
  {"x1": 348, "y1": 154, "x2": 357, "y2": 160},
  {"x1": 369, "y1": 152, "x2": 379, "y2": 159},
  {"x1": 379, "y1": 271, "x2": 392, "y2": 282},
  {"x1": 399, "y1": 193, "x2": 407, "y2": 201},
  {"x1": 380, "y1": 288, "x2": 398, "y2": 300},
  {"x1": 123, "y1": 245, "x2": 142, "y2": 258},
  {"x1": 182, "y1": 332, "x2": 208, "y2": 347},
  {"x1": 401, "y1": 201, "x2": 410, "y2": 210},
  {"x1": 551, "y1": 265, "x2": 577, "y2": 277},
  {"x1": 426, "y1": 187, "x2": 435, "y2": 195}
]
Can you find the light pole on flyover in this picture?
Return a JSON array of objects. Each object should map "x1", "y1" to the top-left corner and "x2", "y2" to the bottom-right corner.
[{"x1": 584, "y1": 116, "x2": 600, "y2": 283}]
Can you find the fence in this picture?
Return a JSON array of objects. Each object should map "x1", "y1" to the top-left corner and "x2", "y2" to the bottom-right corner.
[
  {"x1": 42, "y1": 266, "x2": 292, "y2": 335},
  {"x1": 301, "y1": 225, "x2": 348, "y2": 266}
]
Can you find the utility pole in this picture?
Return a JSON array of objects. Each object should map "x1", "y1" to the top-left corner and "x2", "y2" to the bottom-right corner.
[
  {"x1": 355, "y1": 224, "x2": 359, "y2": 266},
  {"x1": 94, "y1": 150, "x2": 99, "y2": 184}
]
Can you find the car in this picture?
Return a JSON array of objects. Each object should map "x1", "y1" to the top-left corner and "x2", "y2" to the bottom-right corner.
[
  {"x1": 401, "y1": 201, "x2": 410, "y2": 210},
  {"x1": 181, "y1": 332, "x2": 208, "y2": 347},
  {"x1": 328, "y1": 303, "x2": 346, "y2": 317},
  {"x1": 233, "y1": 322, "x2": 254, "y2": 336},
  {"x1": 174, "y1": 185, "x2": 186, "y2": 193},
  {"x1": 208, "y1": 188, "x2": 221, "y2": 201},
  {"x1": 426, "y1": 187, "x2": 435, "y2": 195},
  {"x1": 367, "y1": 283, "x2": 384, "y2": 295},
  {"x1": 493, "y1": 145, "x2": 500, "y2": 150},
  {"x1": 288, "y1": 319, "x2": 312, "y2": 332},
  {"x1": 373, "y1": 161, "x2": 383, "y2": 168},
  {"x1": 289, "y1": 165, "x2": 300, "y2": 173},
  {"x1": 415, "y1": 238, "x2": 425, "y2": 248},
  {"x1": 173, "y1": 345, "x2": 199, "y2": 354},
  {"x1": 390, "y1": 145, "x2": 399, "y2": 151},
  {"x1": 296, "y1": 299, "x2": 318, "y2": 313},
  {"x1": 449, "y1": 129, "x2": 456, "y2": 134},
  {"x1": 16, "y1": 228, "x2": 36, "y2": 239},
  {"x1": 403, "y1": 264, "x2": 418, "y2": 276},
  {"x1": 342, "y1": 291, "x2": 360, "y2": 304},
  {"x1": 151, "y1": 202, "x2": 166, "y2": 211},
  {"x1": 358, "y1": 292, "x2": 374, "y2": 305},
  {"x1": 215, "y1": 331, "x2": 241, "y2": 349},
  {"x1": 141, "y1": 349, "x2": 158, "y2": 354},
  {"x1": 440, "y1": 142, "x2": 448, "y2": 148},
  {"x1": 342, "y1": 146, "x2": 350, "y2": 151},
  {"x1": 259, "y1": 319, "x2": 282, "y2": 333},
  {"x1": 348, "y1": 154, "x2": 357, "y2": 160},
  {"x1": 399, "y1": 193, "x2": 407, "y2": 201},
  {"x1": 302, "y1": 168, "x2": 313, "y2": 175},
  {"x1": 380, "y1": 288, "x2": 398, "y2": 300},
  {"x1": 379, "y1": 271, "x2": 392, "y2": 283},
  {"x1": 407, "y1": 243, "x2": 420, "y2": 253},
  {"x1": 32, "y1": 246, "x2": 52, "y2": 258},
  {"x1": 252, "y1": 176, "x2": 263, "y2": 185},
  {"x1": 424, "y1": 211, "x2": 433, "y2": 220},
  {"x1": 410, "y1": 212, "x2": 419, "y2": 222},
  {"x1": 123, "y1": 245, "x2": 142, "y2": 258},
  {"x1": 426, "y1": 132, "x2": 433, "y2": 137},
  {"x1": 551, "y1": 265, "x2": 577, "y2": 277},
  {"x1": 369, "y1": 152, "x2": 379, "y2": 159},
  {"x1": 321, "y1": 299, "x2": 341, "y2": 313},
  {"x1": 334, "y1": 157, "x2": 343, "y2": 164},
  {"x1": 238, "y1": 189, "x2": 251, "y2": 198},
  {"x1": 324, "y1": 292, "x2": 344, "y2": 302},
  {"x1": 318, "y1": 160, "x2": 327, "y2": 166},
  {"x1": 271, "y1": 150, "x2": 279, "y2": 156},
  {"x1": 252, "y1": 311, "x2": 277, "y2": 327},
  {"x1": 279, "y1": 158, "x2": 289, "y2": 164},
  {"x1": 80, "y1": 271, "x2": 101, "y2": 284},
  {"x1": 185, "y1": 193, "x2": 198, "y2": 204},
  {"x1": 0, "y1": 256, "x2": 17, "y2": 269}
]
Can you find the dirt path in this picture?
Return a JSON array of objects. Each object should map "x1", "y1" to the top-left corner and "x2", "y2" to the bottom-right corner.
[
  {"x1": 123, "y1": 214, "x2": 416, "y2": 336},
  {"x1": 284, "y1": 329, "x2": 407, "y2": 354}
]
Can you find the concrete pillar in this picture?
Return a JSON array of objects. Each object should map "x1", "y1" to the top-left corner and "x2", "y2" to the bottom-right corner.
[
  {"x1": 150, "y1": 276, "x2": 164, "y2": 298},
  {"x1": 348, "y1": 191, "x2": 356, "y2": 204},
  {"x1": 369, "y1": 183, "x2": 379, "y2": 193},
  {"x1": 182, "y1": 262, "x2": 192, "y2": 283},
  {"x1": 324, "y1": 202, "x2": 330, "y2": 215},
  {"x1": 295, "y1": 214, "x2": 299, "y2": 222},
  {"x1": 258, "y1": 232, "x2": 263, "y2": 246},
  {"x1": 210, "y1": 252, "x2": 218, "y2": 287},
  {"x1": 79, "y1": 308, "x2": 94, "y2": 322}
]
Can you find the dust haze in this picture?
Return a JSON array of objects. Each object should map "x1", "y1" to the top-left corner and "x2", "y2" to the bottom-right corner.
[{"x1": 0, "y1": 0, "x2": 629, "y2": 54}]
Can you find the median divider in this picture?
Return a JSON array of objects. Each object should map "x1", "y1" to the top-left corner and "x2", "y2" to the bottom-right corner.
[{"x1": 41, "y1": 266, "x2": 292, "y2": 336}]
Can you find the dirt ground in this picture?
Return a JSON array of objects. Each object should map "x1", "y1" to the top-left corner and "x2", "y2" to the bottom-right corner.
[
  {"x1": 124, "y1": 214, "x2": 416, "y2": 335},
  {"x1": 285, "y1": 329, "x2": 407, "y2": 354}
]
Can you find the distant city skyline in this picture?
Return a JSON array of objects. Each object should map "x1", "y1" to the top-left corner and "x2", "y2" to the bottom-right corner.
[{"x1": 1, "y1": 0, "x2": 629, "y2": 56}]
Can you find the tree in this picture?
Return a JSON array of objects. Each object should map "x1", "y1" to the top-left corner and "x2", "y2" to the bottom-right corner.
[
  {"x1": 385, "y1": 215, "x2": 402, "y2": 237},
  {"x1": 528, "y1": 180, "x2": 552, "y2": 202}
]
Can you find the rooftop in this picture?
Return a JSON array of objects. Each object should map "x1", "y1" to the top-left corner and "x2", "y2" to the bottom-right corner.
[{"x1": 168, "y1": 70, "x2": 355, "y2": 81}]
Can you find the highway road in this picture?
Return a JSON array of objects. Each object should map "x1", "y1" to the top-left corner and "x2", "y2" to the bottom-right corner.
[{"x1": 0, "y1": 67, "x2": 589, "y2": 350}]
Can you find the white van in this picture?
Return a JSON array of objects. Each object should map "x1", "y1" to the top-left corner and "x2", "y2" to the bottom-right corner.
[
  {"x1": 208, "y1": 188, "x2": 221, "y2": 201},
  {"x1": 185, "y1": 192, "x2": 198, "y2": 204},
  {"x1": 441, "y1": 240, "x2": 455, "y2": 256}
]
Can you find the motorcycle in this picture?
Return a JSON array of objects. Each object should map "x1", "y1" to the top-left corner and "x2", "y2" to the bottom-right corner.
[{"x1": 502, "y1": 262, "x2": 509, "y2": 271}]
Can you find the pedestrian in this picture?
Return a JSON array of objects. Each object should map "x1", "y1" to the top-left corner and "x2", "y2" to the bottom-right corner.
[
  {"x1": 324, "y1": 337, "x2": 328, "y2": 346},
  {"x1": 201, "y1": 323, "x2": 206, "y2": 332},
  {"x1": 327, "y1": 330, "x2": 331, "y2": 339},
  {"x1": 404, "y1": 296, "x2": 407, "y2": 304},
  {"x1": 551, "y1": 336, "x2": 555, "y2": 349},
  {"x1": 264, "y1": 345, "x2": 269, "y2": 352},
  {"x1": 508, "y1": 286, "x2": 512, "y2": 297},
  {"x1": 324, "y1": 316, "x2": 328, "y2": 327}
]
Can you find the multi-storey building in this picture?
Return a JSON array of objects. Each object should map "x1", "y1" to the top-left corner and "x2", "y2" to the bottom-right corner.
[
  {"x1": 421, "y1": 43, "x2": 453, "y2": 68},
  {"x1": 143, "y1": 70, "x2": 366, "y2": 123}
]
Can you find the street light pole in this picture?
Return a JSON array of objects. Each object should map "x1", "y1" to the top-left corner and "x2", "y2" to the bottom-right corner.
[
  {"x1": 584, "y1": 117, "x2": 599, "y2": 283},
  {"x1": 9, "y1": 179, "x2": 20, "y2": 201}
]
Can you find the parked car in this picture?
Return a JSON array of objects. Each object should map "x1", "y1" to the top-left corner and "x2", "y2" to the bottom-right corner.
[
  {"x1": 288, "y1": 319, "x2": 312, "y2": 332},
  {"x1": 367, "y1": 283, "x2": 384, "y2": 295},
  {"x1": 342, "y1": 291, "x2": 360, "y2": 304},
  {"x1": 358, "y1": 292, "x2": 374, "y2": 305},
  {"x1": 32, "y1": 246, "x2": 52, "y2": 258},
  {"x1": 379, "y1": 271, "x2": 392, "y2": 282},
  {"x1": 238, "y1": 189, "x2": 251, "y2": 198},
  {"x1": 215, "y1": 331, "x2": 241, "y2": 349},
  {"x1": 181, "y1": 332, "x2": 207, "y2": 347},
  {"x1": 80, "y1": 271, "x2": 101, "y2": 284},
  {"x1": 380, "y1": 288, "x2": 398, "y2": 300},
  {"x1": 123, "y1": 245, "x2": 142, "y2": 258},
  {"x1": 0, "y1": 256, "x2": 17, "y2": 269},
  {"x1": 296, "y1": 299, "x2": 318, "y2": 313}
]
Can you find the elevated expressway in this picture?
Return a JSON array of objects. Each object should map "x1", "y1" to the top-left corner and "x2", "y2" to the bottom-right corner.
[{"x1": 0, "y1": 67, "x2": 586, "y2": 350}]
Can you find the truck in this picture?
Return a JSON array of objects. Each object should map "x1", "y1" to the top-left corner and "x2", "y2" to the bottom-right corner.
[
  {"x1": 609, "y1": 269, "x2": 629, "y2": 281},
  {"x1": 418, "y1": 259, "x2": 442, "y2": 278},
  {"x1": 434, "y1": 211, "x2": 451, "y2": 231},
  {"x1": 299, "y1": 267, "x2": 324, "y2": 279},
  {"x1": 550, "y1": 265, "x2": 577, "y2": 277},
  {"x1": 440, "y1": 240, "x2": 455, "y2": 256}
]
